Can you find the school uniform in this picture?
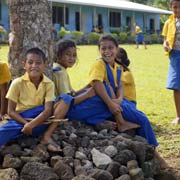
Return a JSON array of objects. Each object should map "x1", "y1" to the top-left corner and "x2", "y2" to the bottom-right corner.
[
  {"x1": 135, "y1": 25, "x2": 144, "y2": 43},
  {"x1": 52, "y1": 63, "x2": 73, "y2": 96},
  {"x1": 0, "y1": 62, "x2": 11, "y2": 85},
  {"x1": 59, "y1": 59, "x2": 158, "y2": 147},
  {"x1": 162, "y1": 14, "x2": 180, "y2": 90},
  {"x1": 0, "y1": 73, "x2": 55, "y2": 146}
]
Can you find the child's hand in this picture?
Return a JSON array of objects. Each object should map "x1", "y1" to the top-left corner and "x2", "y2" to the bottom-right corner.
[
  {"x1": 112, "y1": 98, "x2": 122, "y2": 105},
  {"x1": 108, "y1": 101, "x2": 122, "y2": 115},
  {"x1": 163, "y1": 41, "x2": 170, "y2": 52},
  {"x1": 21, "y1": 122, "x2": 33, "y2": 135}
]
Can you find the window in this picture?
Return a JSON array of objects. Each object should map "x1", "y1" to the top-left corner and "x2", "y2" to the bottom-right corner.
[
  {"x1": 109, "y1": 12, "x2": 121, "y2": 27},
  {"x1": 65, "y1": 7, "x2": 69, "y2": 24},
  {"x1": 52, "y1": 6, "x2": 69, "y2": 25}
]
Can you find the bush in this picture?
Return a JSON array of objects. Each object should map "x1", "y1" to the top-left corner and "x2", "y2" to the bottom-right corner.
[
  {"x1": 58, "y1": 27, "x2": 70, "y2": 38},
  {"x1": 119, "y1": 32, "x2": 128, "y2": 43},
  {"x1": 71, "y1": 31, "x2": 84, "y2": 40},
  {"x1": 88, "y1": 32, "x2": 101, "y2": 44},
  {"x1": 0, "y1": 26, "x2": 7, "y2": 35}
]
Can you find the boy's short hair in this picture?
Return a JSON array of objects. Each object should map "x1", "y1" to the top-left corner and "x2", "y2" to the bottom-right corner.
[
  {"x1": 25, "y1": 47, "x2": 46, "y2": 62},
  {"x1": 170, "y1": 0, "x2": 180, "y2": 5}
]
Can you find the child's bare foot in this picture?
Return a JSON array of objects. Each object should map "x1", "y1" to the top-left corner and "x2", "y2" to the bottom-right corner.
[
  {"x1": 171, "y1": 117, "x2": 180, "y2": 125},
  {"x1": 117, "y1": 121, "x2": 140, "y2": 132}
]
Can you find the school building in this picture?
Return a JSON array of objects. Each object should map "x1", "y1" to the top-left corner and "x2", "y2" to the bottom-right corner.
[{"x1": 0, "y1": 0, "x2": 172, "y2": 33}]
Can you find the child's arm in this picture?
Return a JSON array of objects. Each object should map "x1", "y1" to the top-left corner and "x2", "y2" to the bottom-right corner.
[
  {"x1": 0, "y1": 83, "x2": 8, "y2": 119},
  {"x1": 74, "y1": 87, "x2": 95, "y2": 105},
  {"x1": 163, "y1": 37, "x2": 170, "y2": 52},
  {"x1": 93, "y1": 80, "x2": 121, "y2": 115},
  {"x1": 112, "y1": 82, "x2": 124, "y2": 105},
  {"x1": 8, "y1": 99, "x2": 29, "y2": 124},
  {"x1": 21, "y1": 101, "x2": 53, "y2": 135}
]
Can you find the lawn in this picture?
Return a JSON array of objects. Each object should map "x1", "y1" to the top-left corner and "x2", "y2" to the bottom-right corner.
[{"x1": 0, "y1": 44, "x2": 179, "y2": 160}]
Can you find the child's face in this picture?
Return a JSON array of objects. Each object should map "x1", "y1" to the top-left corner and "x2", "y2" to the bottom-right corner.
[
  {"x1": 23, "y1": 53, "x2": 45, "y2": 79},
  {"x1": 59, "y1": 47, "x2": 77, "y2": 68},
  {"x1": 171, "y1": 1, "x2": 180, "y2": 18},
  {"x1": 99, "y1": 40, "x2": 118, "y2": 66}
]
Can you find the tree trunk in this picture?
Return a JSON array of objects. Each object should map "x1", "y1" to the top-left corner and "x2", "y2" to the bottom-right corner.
[{"x1": 7, "y1": 0, "x2": 54, "y2": 79}]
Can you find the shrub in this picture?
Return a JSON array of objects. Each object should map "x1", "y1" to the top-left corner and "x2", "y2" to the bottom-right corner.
[
  {"x1": 88, "y1": 32, "x2": 101, "y2": 44},
  {"x1": 71, "y1": 31, "x2": 84, "y2": 40},
  {"x1": 0, "y1": 26, "x2": 7, "y2": 35},
  {"x1": 58, "y1": 27, "x2": 70, "y2": 38},
  {"x1": 119, "y1": 32, "x2": 128, "y2": 43}
]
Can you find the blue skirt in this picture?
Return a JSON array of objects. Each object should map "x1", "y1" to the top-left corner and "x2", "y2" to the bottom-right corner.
[
  {"x1": 0, "y1": 106, "x2": 49, "y2": 147},
  {"x1": 136, "y1": 33, "x2": 144, "y2": 43},
  {"x1": 59, "y1": 85, "x2": 158, "y2": 147},
  {"x1": 167, "y1": 49, "x2": 180, "y2": 90}
]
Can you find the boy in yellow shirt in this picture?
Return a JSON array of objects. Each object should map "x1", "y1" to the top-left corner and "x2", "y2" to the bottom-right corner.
[{"x1": 0, "y1": 48, "x2": 55, "y2": 146}]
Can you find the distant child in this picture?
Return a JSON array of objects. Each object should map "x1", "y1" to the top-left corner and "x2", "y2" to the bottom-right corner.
[
  {"x1": 133, "y1": 22, "x2": 147, "y2": 49},
  {"x1": 41, "y1": 39, "x2": 95, "y2": 151},
  {"x1": 0, "y1": 62, "x2": 11, "y2": 120},
  {"x1": 0, "y1": 48, "x2": 55, "y2": 146},
  {"x1": 162, "y1": 0, "x2": 180, "y2": 125}
]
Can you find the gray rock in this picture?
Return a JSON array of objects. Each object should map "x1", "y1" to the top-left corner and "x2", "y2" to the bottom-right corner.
[
  {"x1": 107, "y1": 161, "x2": 121, "y2": 179},
  {"x1": 91, "y1": 148, "x2": 112, "y2": 169},
  {"x1": 20, "y1": 162, "x2": 58, "y2": 180},
  {"x1": 3, "y1": 154, "x2": 23, "y2": 169},
  {"x1": 116, "y1": 174, "x2": 131, "y2": 180},
  {"x1": 0, "y1": 168, "x2": 19, "y2": 180},
  {"x1": 90, "y1": 169, "x2": 113, "y2": 180},
  {"x1": 127, "y1": 160, "x2": 138, "y2": 170},
  {"x1": 72, "y1": 175, "x2": 95, "y2": 180},
  {"x1": 119, "y1": 165, "x2": 128, "y2": 176},
  {"x1": 129, "y1": 168, "x2": 144, "y2": 180},
  {"x1": 54, "y1": 160, "x2": 74, "y2": 180},
  {"x1": 104, "y1": 145, "x2": 118, "y2": 157}
]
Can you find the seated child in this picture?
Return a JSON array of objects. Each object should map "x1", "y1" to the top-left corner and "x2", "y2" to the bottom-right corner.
[
  {"x1": 116, "y1": 47, "x2": 168, "y2": 169},
  {"x1": 0, "y1": 48, "x2": 55, "y2": 147},
  {"x1": 41, "y1": 39, "x2": 95, "y2": 151},
  {"x1": 0, "y1": 62, "x2": 11, "y2": 120}
]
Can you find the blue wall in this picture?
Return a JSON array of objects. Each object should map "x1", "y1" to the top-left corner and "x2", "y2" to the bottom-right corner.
[
  {"x1": 0, "y1": 0, "x2": 9, "y2": 31},
  {"x1": 1, "y1": 0, "x2": 161, "y2": 34}
]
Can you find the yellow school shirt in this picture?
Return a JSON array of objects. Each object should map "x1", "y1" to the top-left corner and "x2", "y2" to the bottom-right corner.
[
  {"x1": 89, "y1": 59, "x2": 124, "y2": 87},
  {"x1": 0, "y1": 62, "x2": 11, "y2": 84},
  {"x1": 123, "y1": 70, "x2": 136, "y2": 102},
  {"x1": 162, "y1": 14, "x2": 176, "y2": 55},
  {"x1": 52, "y1": 63, "x2": 73, "y2": 96},
  {"x1": 6, "y1": 72, "x2": 55, "y2": 112},
  {"x1": 135, "y1": 25, "x2": 142, "y2": 34}
]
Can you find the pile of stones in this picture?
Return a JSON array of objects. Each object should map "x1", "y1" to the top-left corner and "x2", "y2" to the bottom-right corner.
[{"x1": 0, "y1": 121, "x2": 174, "y2": 180}]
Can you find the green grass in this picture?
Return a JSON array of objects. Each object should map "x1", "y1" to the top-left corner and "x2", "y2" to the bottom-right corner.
[{"x1": 0, "y1": 44, "x2": 179, "y2": 159}]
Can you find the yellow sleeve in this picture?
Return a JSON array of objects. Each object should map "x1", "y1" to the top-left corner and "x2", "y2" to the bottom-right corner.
[
  {"x1": 53, "y1": 70, "x2": 72, "y2": 96},
  {"x1": 45, "y1": 81, "x2": 55, "y2": 102},
  {"x1": 0, "y1": 63, "x2": 11, "y2": 84},
  {"x1": 162, "y1": 20, "x2": 168, "y2": 37},
  {"x1": 6, "y1": 78, "x2": 21, "y2": 103},
  {"x1": 89, "y1": 60, "x2": 106, "y2": 83}
]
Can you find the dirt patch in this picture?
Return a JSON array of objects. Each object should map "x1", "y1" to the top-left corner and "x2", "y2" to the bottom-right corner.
[{"x1": 166, "y1": 157, "x2": 180, "y2": 179}]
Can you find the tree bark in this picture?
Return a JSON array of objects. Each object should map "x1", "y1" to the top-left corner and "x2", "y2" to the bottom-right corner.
[{"x1": 7, "y1": 0, "x2": 54, "y2": 79}]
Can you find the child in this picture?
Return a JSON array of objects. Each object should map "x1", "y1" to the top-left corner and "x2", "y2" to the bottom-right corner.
[
  {"x1": 0, "y1": 62, "x2": 11, "y2": 120},
  {"x1": 162, "y1": 0, "x2": 180, "y2": 125},
  {"x1": 133, "y1": 22, "x2": 147, "y2": 49},
  {"x1": 116, "y1": 47, "x2": 136, "y2": 103},
  {"x1": 41, "y1": 39, "x2": 95, "y2": 150},
  {"x1": 116, "y1": 47, "x2": 168, "y2": 169},
  {"x1": 0, "y1": 47, "x2": 55, "y2": 147}
]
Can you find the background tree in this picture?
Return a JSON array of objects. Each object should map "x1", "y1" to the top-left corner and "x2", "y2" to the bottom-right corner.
[{"x1": 7, "y1": 0, "x2": 54, "y2": 79}]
